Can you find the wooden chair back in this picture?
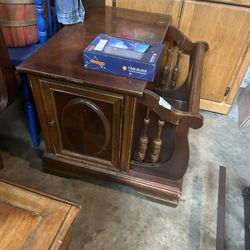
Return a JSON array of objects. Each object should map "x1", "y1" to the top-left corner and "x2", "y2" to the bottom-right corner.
[{"x1": 35, "y1": 0, "x2": 58, "y2": 44}]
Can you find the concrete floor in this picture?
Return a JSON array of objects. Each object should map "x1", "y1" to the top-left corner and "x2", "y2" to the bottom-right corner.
[{"x1": 0, "y1": 93, "x2": 249, "y2": 250}]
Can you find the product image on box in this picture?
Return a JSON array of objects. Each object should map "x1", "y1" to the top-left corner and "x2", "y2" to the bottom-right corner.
[{"x1": 83, "y1": 34, "x2": 163, "y2": 81}]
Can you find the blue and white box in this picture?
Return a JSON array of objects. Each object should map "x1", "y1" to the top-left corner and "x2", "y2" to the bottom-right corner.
[{"x1": 83, "y1": 34, "x2": 164, "y2": 81}]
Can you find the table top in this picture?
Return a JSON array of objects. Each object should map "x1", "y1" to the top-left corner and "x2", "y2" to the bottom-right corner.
[
  {"x1": 17, "y1": 6, "x2": 171, "y2": 97},
  {"x1": 0, "y1": 178, "x2": 80, "y2": 250}
]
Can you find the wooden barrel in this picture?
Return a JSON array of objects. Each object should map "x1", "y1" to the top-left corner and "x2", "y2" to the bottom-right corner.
[{"x1": 0, "y1": 0, "x2": 39, "y2": 47}]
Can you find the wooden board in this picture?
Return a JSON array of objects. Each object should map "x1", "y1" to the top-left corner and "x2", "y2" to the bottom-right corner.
[
  {"x1": 179, "y1": 1, "x2": 250, "y2": 104},
  {"x1": 199, "y1": 99, "x2": 231, "y2": 114},
  {"x1": 201, "y1": 0, "x2": 250, "y2": 7},
  {"x1": 106, "y1": 0, "x2": 183, "y2": 26},
  {"x1": 0, "y1": 179, "x2": 80, "y2": 250},
  {"x1": 0, "y1": 202, "x2": 42, "y2": 250}
]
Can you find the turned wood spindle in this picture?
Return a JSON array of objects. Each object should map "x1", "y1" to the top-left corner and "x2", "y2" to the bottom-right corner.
[
  {"x1": 138, "y1": 108, "x2": 150, "y2": 163},
  {"x1": 34, "y1": 0, "x2": 47, "y2": 44},
  {"x1": 160, "y1": 48, "x2": 173, "y2": 89},
  {"x1": 151, "y1": 119, "x2": 165, "y2": 165},
  {"x1": 170, "y1": 49, "x2": 182, "y2": 89}
]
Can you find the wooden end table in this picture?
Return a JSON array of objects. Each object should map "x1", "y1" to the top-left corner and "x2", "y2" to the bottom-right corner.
[{"x1": 17, "y1": 6, "x2": 207, "y2": 206}]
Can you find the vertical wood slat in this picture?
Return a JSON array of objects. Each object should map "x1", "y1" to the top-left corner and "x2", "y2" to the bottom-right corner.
[
  {"x1": 160, "y1": 47, "x2": 173, "y2": 89},
  {"x1": 137, "y1": 107, "x2": 150, "y2": 163},
  {"x1": 170, "y1": 49, "x2": 182, "y2": 89},
  {"x1": 120, "y1": 95, "x2": 137, "y2": 172},
  {"x1": 151, "y1": 119, "x2": 165, "y2": 164},
  {"x1": 216, "y1": 166, "x2": 226, "y2": 250},
  {"x1": 34, "y1": 0, "x2": 47, "y2": 44}
]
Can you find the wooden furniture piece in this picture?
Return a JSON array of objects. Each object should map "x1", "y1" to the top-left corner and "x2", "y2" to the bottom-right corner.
[
  {"x1": 0, "y1": 27, "x2": 18, "y2": 113},
  {"x1": 0, "y1": 27, "x2": 18, "y2": 170},
  {"x1": 6, "y1": 0, "x2": 58, "y2": 147},
  {"x1": 0, "y1": 178, "x2": 80, "y2": 250},
  {"x1": 17, "y1": 6, "x2": 207, "y2": 206},
  {"x1": 106, "y1": 0, "x2": 250, "y2": 114}
]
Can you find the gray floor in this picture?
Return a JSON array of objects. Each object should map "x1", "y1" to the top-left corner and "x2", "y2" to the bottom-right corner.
[{"x1": 0, "y1": 93, "x2": 249, "y2": 250}]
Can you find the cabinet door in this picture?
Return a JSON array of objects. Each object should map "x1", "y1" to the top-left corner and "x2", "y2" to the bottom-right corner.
[
  {"x1": 179, "y1": 0, "x2": 250, "y2": 112},
  {"x1": 39, "y1": 80, "x2": 123, "y2": 171},
  {"x1": 106, "y1": 0, "x2": 183, "y2": 25}
]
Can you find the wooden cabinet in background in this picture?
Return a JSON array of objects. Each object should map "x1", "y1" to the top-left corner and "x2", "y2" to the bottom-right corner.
[
  {"x1": 180, "y1": 0, "x2": 250, "y2": 114},
  {"x1": 106, "y1": 0, "x2": 250, "y2": 114}
]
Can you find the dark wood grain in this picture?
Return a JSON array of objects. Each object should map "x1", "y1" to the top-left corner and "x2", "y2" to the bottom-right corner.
[
  {"x1": 132, "y1": 28, "x2": 207, "y2": 180},
  {"x1": 37, "y1": 78, "x2": 123, "y2": 170},
  {"x1": 43, "y1": 153, "x2": 181, "y2": 207},
  {"x1": 17, "y1": 6, "x2": 207, "y2": 206},
  {"x1": 17, "y1": 6, "x2": 171, "y2": 97}
]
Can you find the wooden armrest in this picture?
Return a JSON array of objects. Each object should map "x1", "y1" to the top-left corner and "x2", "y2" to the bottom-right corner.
[
  {"x1": 138, "y1": 89, "x2": 203, "y2": 129},
  {"x1": 159, "y1": 26, "x2": 209, "y2": 128},
  {"x1": 188, "y1": 42, "x2": 208, "y2": 115},
  {"x1": 139, "y1": 26, "x2": 208, "y2": 129},
  {"x1": 165, "y1": 26, "x2": 208, "y2": 54}
]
